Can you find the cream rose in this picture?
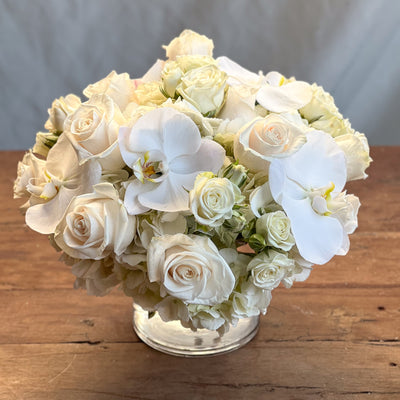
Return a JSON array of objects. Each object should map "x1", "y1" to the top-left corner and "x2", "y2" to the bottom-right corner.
[
  {"x1": 256, "y1": 210, "x2": 295, "y2": 251},
  {"x1": 55, "y1": 183, "x2": 136, "y2": 260},
  {"x1": 299, "y1": 84, "x2": 354, "y2": 137},
  {"x1": 161, "y1": 61, "x2": 183, "y2": 98},
  {"x1": 45, "y1": 94, "x2": 81, "y2": 133},
  {"x1": 135, "y1": 82, "x2": 167, "y2": 107},
  {"x1": 247, "y1": 250, "x2": 295, "y2": 290},
  {"x1": 299, "y1": 83, "x2": 339, "y2": 122},
  {"x1": 177, "y1": 64, "x2": 227, "y2": 116},
  {"x1": 83, "y1": 70, "x2": 137, "y2": 111},
  {"x1": 163, "y1": 29, "x2": 214, "y2": 60},
  {"x1": 335, "y1": 132, "x2": 372, "y2": 181},
  {"x1": 147, "y1": 234, "x2": 235, "y2": 305},
  {"x1": 189, "y1": 174, "x2": 242, "y2": 227},
  {"x1": 234, "y1": 113, "x2": 307, "y2": 174},
  {"x1": 64, "y1": 94, "x2": 125, "y2": 170}
]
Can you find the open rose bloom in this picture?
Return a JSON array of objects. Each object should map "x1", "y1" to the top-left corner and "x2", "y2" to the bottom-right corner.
[{"x1": 14, "y1": 29, "x2": 371, "y2": 336}]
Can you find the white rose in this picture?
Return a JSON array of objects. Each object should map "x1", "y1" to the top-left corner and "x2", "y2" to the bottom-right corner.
[
  {"x1": 55, "y1": 183, "x2": 136, "y2": 259},
  {"x1": 299, "y1": 84, "x2": 355, "y2": 137},
  {"x1": 163, "y1": 29, "x2": 214, "y2": 60},
  {"x1": 256, "y1": 210, "x2": 295, "y2": 251},
  {"x1": 45, "y1": 94, "x2": 81, "y2": 133},
  {"x1": 135, "y1": 82, "x2": 167, "y2": 107},
  {"x1": 177, "y1": 64, "x2": 227, "y2": 116},
  {"x1": 335, "y1": 132, "x2": 372, "y2": 181},
  {"x1": 161, "y1": 56, "x2": 216, "y2": 100},
  {"x1": 329, "y1": 192, "x2": 360, "y2": 235},
  {"x1": 137, "y1": 211, "x2": 187, "y2": 249},
  {"x1": 83, "y1": 70, "x2": 137, "y2": 111},
  {"x1": 234, "y1": 113, "x2": 307, "y2": 174},
  {"x1": 147, "y1": 234, "x2": 235, "y2": 305},
  {"x1": 190, "y1": 174, "x2": 242, "y2": 227},
  {"x1": 311, "y1": 116, "x2": 354, "y2": 138},
  {"x1": 13, "y1": 151, "x2": 46, "y2": 208},
  {"x1": 161, "y1": 61, "x2": 183, "y2": 97},
  {"x1": 64, "y1": 94, "x2": 125, "y2": 170},
  {"x1": 299, "y1": 83, "x2": 339, "y2": 122},
  {"x1": 247, "y1": 250, "x2": 295, "y2": 290}
]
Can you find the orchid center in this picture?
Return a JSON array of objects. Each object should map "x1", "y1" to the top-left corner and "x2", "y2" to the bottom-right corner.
[
  {"x1": 133, "y1": 151, "x2": 168, "y2": 184},
  {"x1": 309, "y1": 182, "x2": 335, "y2": 216}
]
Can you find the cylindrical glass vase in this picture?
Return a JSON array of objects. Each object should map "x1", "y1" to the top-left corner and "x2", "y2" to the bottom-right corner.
[{"x1": 133, "y1": 303, "x2": 260, "y2": 357}]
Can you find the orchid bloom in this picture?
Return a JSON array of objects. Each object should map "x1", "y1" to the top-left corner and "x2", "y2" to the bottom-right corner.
[
  {"x1": 119, "y1": 108, "x2": 225, "y2": 215},
  {"x1": 25, "y1": 134, "x2": 102, "y2": 234},
  {"x1": 217, "y1": 56, "x2": 312, "y2": 114},
  {"x1": 269, "y1": 131, "x2": 359, "y2": 265}
]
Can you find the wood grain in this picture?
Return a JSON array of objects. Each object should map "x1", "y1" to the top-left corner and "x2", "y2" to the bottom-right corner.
[{"x1": 1, "y1": 148, "x2": 399, "y2": 399}]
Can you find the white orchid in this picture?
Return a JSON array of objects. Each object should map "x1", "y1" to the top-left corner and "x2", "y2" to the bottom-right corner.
[
  {"x1": 25, "y1": 134, "x2": 102, "y2": 234},
  {"x1": 269, "y1": 130, "x2": 358, "y2": 265},
  {"x1": 119, "y1": 107, "x2": 225, "y2": 215},
  {"x1": 217, "y1": 56, "x2": 312, "y2": 114}
]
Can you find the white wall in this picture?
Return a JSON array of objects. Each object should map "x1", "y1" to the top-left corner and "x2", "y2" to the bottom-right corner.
[{"x1": 1, "y1": 0, "x2": 399, "y2": 149}]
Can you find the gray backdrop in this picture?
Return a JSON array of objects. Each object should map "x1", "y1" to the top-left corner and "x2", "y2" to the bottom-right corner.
[{"x1": 1, "y1": 0, "x2": 399, "y2": 149}]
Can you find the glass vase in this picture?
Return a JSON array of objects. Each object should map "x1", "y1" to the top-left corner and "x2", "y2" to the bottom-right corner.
[{"x1": 132, "y1": 303, "x2": 260, "y2": 357}]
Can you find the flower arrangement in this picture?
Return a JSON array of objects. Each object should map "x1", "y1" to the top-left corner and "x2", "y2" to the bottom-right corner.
[{"x1": 14, "y1": 30, "x2": 371, "y2": 335}]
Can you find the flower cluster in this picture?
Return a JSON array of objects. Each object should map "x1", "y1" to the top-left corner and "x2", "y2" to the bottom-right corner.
[{"x1": 14, "y1": 30, "x2": 371, "y2": 334}]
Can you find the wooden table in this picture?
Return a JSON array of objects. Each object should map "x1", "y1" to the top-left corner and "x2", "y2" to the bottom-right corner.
[{"x1": 1, "y1": 148, "x2": 399, "y2": 399}]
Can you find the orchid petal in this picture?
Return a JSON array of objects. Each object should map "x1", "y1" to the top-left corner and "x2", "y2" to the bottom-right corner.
[
  {"x1": 162, "y1": 111, "x2": 201, "y2": 161},
  {"x1": 169, "y1": 139, "x2": 225, "y2": 175},
  {"x1": 138, "y1": 178, "x2": 189, "y2": 212},
  {"x1": 256, "y1": 81, "x2": 312, "y2": 113},
  {"x1": 283, "y1": 131, "x2": 347, "y2": 192},
  {"x1": 282, "y1": 196, "x2": 344, "y2": 265},
  {"x1": 124, "y1": 179, "x2": 153, "y2": 215},
  {"x1": 26, "y1": 187, "x2": 76, "y2": 234},
  {"x1": 141, "y1": 59, "x2": 165, "y2": 83},
  {"x1": 217, "y1": 56, "x2": 262, "y2": 87}
]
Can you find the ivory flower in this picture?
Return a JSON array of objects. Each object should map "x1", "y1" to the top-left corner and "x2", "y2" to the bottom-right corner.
[
  {"x1": 232, "y1": 280, "x2": 271, "y2": 318},
  {"x1": 234, "y1": 113, "x2": 307, "y2": 174},
  {"x1": 119, "y1": 107, "x2": 225, "y2": 215},
  {"x1": 269, "y1": 130, "x2": 358, "y2": 264},
  {"x1": 247, "y1": 250, "x2": 295, "y2": 290},
  {"x1": 45, "y1": 94, "x2": 81, "y2": 133},
  {"x1": 217, "y1": 56, "x2": 312, "y2": 113},
  {"x1": 256, "y1": 210, "x2": 295, "y2": 251},
  {"x1": 64, "y1": 94, "x2": 125, "y2": 171},
  {"x1": 147, "y1": 234, "x2": 235, "y2": 305},
  {"x1": 163, "y1": 29, "x2": 214, "y2": 60},
  {"x1": 189, "y1": 174, "x2": 242, "y2": 227},
  {"x1": 54, "y1": 183, "x2": 136, "y2": 260},
  {"x1": 24, "y1": 134, "x2": 102, "y2": 234},
  {"x1": 83, "y1": 70, "x2": 137, "y2": 111},
  {"x1": 335, "y1": 132, "x2": 372, "y2": 181},
  {"x1": 176, "y1": 64, "x2": 227, "y2": 116}
]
